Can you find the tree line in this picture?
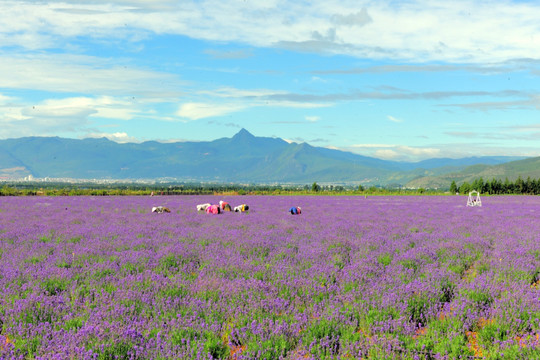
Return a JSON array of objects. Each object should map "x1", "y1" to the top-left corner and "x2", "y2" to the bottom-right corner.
[
  {"x1": 450, "y1": 176, "x2": 540, "y2": 195},
  {"x1": 7, "y1": 178, "x2": 539, "y2": 196},
  {"x1": 0, "y1": 181, "x2": 437, "y2": 196}
]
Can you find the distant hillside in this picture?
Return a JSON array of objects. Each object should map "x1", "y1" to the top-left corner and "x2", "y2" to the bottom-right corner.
[
  {"x1": 0, "y1": 129, "x2": 528, "y2": 185},
  {"x1": 406, "y1": 157, "x2": 540, "y2": 189}
]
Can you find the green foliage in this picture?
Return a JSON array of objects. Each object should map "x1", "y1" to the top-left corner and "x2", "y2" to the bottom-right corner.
[
  {"x1": 159, "y1": 284, "x2": 188, "y2": 299},
  {"x1": 202, "y1": 331, "x2": 228, "y2": 359},
  {"x1": 19, "y1": 302, "x2": 56, "y2": 325},
  {"x1": 465, "y1": 288, "x2": 493, "y2": 307},
  {"x1": 406, "y1": 292, "x2": 432, "y2": 325},
  {"x1": 377, "y1": 253, "x2": 393, "y2": 267},
  {"x1": 169, "y1": 327, "x2": 199, "y2": 345},
  {"x1": 449, "y1": 180, "x2": 458, "y2": 194},
  {"x1": 41, "y1": 277, "x2": 69, "y2": 295},
  {"x1": 245, "y1": 336, "x2": 296, "y2": 360},
  {"x1": 121, "y1": 261, "x2": 144, "y2": 274},
  {"x1": 25, "y1": 254, "x2": 47, "y2": 264},
  {"x1": 477, "y1": 319, "x2": 507, "y2": 344},
  {"x1": 459, "y1": 181, "x2": 471, "y2": 194},
  {"x1": 366, "y1": 306, "x2": 400, "y2": 325},
  {"x1": 301, "y1": 318, "x2": 342, "y2": 357},
  {"x1": 68, "y1": 236, "x2": 82, "y2": 244},
  {"x1": 157, "y1": 254, "x2": 180, "y2": 274},
  {"x1": 13, "y1": 336, "x2": 41, "y2": 358},
  {"x1": 403, "y1": 316, "x2": 474, "y2": 359},
  {"x1": 0, "y1": 185, "x2": 17, "y2": 196},
  {"x1": 62, "y1": 316, "x2": 85, "y2": 331},
  {"x1": 439, "y1": 278, "x2": 456, "y2": 303},
  {"x1": 97, "y1": 340, "x2": 134, "y2": 360},
  {"x1": 399, "y1": 259, "x2": 419, "y2": 273},
  {"x1": 39, "y1": 236, "x2": 52, "y2": 243},
  {"x1": 92, "y1": 268, "x2": 115, "y2": 280},
  {"x1": 453, "y1": 175, "x2": 540, "y2": 195},
  {"x1": 0, "y1": 180, "x2": 447, "y2": 196}
]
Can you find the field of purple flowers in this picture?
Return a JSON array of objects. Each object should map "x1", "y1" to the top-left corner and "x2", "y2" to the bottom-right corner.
[{"x1": 1, "y1": 195, "x2": 540, "y2": 359}]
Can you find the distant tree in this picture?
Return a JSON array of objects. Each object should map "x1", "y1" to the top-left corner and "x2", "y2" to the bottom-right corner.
[
  {"x1": 459, "y1": 182, "x2": 471, "y2": 194},
  {"x1": 358, "y1": 184, "x2": 365, "y2": 192},
  {"x1": 449, "y1": 180, "x2": 458, "y2": 194},
  {"x1": 515, "y1": 176, "x2": 524, "y2": 194},
  {"x1": 311, "y1": 182, "x2": 320, "y2": 192},
  {"x1": 367, "y1": 186, "x2": 378, "y2": 194},
  {"x1": 503, "y1": 178, "x2": 512, "y2": 194},
  {"x1": 491, "y1": 178, "x2": 502, "y2": 194},
  {"x1": 531, "y1": 179, "x2": 540, "y2": 195},
  {"x1": 0, "y1": 185, "x2": 17, "y2": 196},
  {"x1": 525, "y1": 177, "x2": 532, "y2": 194},
  {"x1": 482, "y1": 180, "x2": 492, "y2": 195},
  {"x1": 471, "y1": 177, "x2": 484, "y2": 192}
]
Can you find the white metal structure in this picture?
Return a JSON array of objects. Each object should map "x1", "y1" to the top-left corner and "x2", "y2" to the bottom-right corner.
[{"x1": 467, "y1": 190, "x2": 482, "y2": 207}]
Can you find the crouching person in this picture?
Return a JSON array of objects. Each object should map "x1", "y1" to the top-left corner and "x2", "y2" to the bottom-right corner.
[
  {"x1": 197, "y1": 203, "x2": 211, "y2": 212},
  {"x1": 152, "y1": 206, "x2": 171, "y2": 213},
  {"x1": 219, "y1": 200, "x2": 232, "y2": 212},
  {"x1": 205, "y1": 204, "x2": 221, "y2": 214},
  {"x1": 289, "y1": 206, "x2": 301, "y2": 215},
  {"x1": 234, "y1": 204, "x2": 249, "y2": 212}
]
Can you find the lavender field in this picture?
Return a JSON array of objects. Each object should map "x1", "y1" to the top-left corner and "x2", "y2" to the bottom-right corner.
[{"x1": 1, "y1": 195, "x2": 540, "y2": 359}]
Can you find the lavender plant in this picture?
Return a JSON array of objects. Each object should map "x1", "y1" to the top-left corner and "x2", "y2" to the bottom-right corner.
[{"x1": 0, "y1": 195, "x2": 539, "y2": 359}]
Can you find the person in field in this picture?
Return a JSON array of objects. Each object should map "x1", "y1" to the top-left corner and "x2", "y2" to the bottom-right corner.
[
  {"x1": 205, "y1": 204, "x2": 221, "y2": 214},
  {"x1": 234, "y1": 204, "x2": 249, "y2": 212},
  {"x1": 219, "y1": 200, "x2": 232, "y2": 212},
  {"x1": 197, "y1": 203, "x2": 211, "y2": 211},
  {"x1": 289, "y1": 206, "x2": 301, "y2": 215},
  {"x1": 152, "y1": 206, "x2": 171, "y2": 213}
]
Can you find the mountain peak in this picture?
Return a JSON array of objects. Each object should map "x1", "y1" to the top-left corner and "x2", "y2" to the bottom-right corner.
[{"x1": 232, "y1": 128, "x2": 255, "y2": 140}]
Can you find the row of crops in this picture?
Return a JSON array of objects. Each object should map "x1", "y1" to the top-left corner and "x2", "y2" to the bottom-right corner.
[{"x1": 1, "y1": 195, "x2": 539, "y2": 359}]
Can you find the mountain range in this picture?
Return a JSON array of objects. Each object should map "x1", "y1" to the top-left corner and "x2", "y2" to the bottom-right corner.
[{"x1": 0, "y1": 129, "x2": 533, "y2": 187}]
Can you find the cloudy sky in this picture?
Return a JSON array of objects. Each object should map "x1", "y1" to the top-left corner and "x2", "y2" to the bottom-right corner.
[{"x1": 1, "y1": 0, "x2": 540, "y2": 161}]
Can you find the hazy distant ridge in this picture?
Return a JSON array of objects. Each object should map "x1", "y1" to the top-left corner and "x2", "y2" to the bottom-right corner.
[{"x1": 0, "y1": 129, "x2": 528, "y2": 186}]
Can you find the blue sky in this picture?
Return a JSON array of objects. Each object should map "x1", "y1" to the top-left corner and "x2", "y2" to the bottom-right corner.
[{"x1": 1, "y1": 0, "x2": 540, "y2": 161}]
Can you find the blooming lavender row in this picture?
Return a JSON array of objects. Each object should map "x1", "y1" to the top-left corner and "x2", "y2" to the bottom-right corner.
[{"x1": 0, "y1": 195, "x2": 540, "y2": 359}]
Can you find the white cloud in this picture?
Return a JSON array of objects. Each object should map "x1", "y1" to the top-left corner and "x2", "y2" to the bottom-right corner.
[
  {"x1": 0, "y1": 54, "x2": 181, "y2": 98},
  {"x1": 199, "y1": 87, "x2": 331, "y2": 108},
  {"x1": 2, "y1": 1, "x2": 540, "y2": 62},
  {"x1": 351, "y1": 143, "x2": 397, "y2": 148},
  {"x1": 200, "y1": 87, "x2": 288, "y2": 98},
  {"x1": 0, "y1": 95, "x2": 148, "y2": 139},
  {"x1": 177, "y1": 86, "x2": 332, "y2": 120},
  {"x1": 387, "y1": 115, "x2": 403, "y2": 123},
  {"x1": 422, "y1": 141, "x2": 540, "y2": 159},
  {"x1": 204, "y1": 49, "x2": 253, "y2": 59},
  {"x1": 176, "y1": 102, "x2": 247, "y2": 120},
  {"x1": 397, "y1": 145, "x2": 440, "y2": 158},
  {"x1": 268, "y1": 101, "x2": 329, "y2": 109},
  {"x1": 373, "y1": 149, "x2": 401, "y2": 159},
  {"x1": 85, "y1": 131, "x2": 140, "y2": 143},
  {"x1": 345, "y1": 143, "x2": 441, "y2": 161},
  {"x1": 0, "y1": 93, "x2": 16, "y2": 105},
  {"x1": 305, "y1": 115, "x2": 320, "y2": 122},
  {"x1": 22, "y1": 96, "x2": 139, "y2": 121},
  {"x1": 331, "y1": 8, "x2": 372, "y2": 27}
]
